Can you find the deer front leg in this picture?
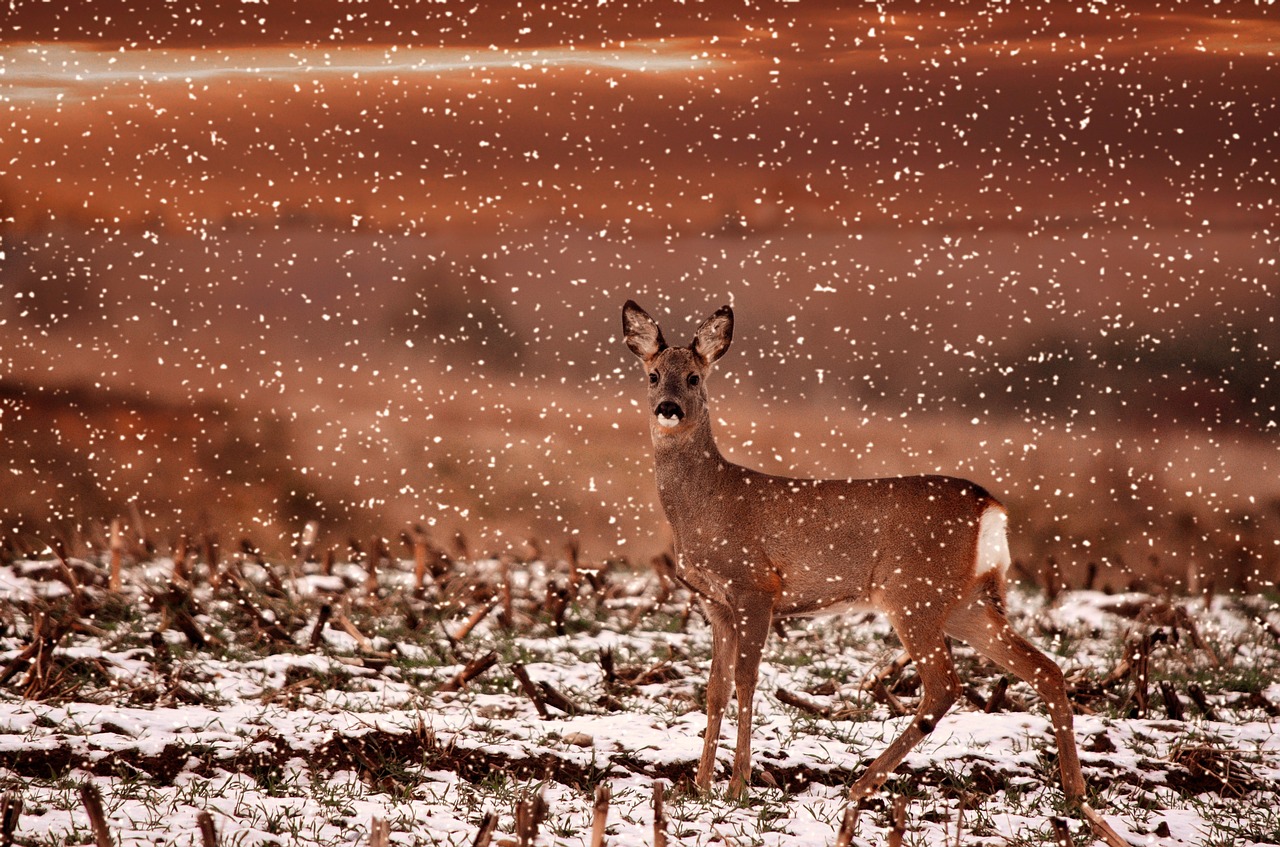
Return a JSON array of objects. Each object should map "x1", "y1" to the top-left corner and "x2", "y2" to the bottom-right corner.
[
  {"x1": 696, "y1": 602, "x2": 737, "y2": 793},
  {"x1": 727, "y1": 592, "x2": 775, "y2": 799}
]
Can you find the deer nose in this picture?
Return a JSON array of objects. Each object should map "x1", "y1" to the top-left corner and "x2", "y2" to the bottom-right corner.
[{"x1": 654, "y1": 401, "x2": 684, "y2": 426}]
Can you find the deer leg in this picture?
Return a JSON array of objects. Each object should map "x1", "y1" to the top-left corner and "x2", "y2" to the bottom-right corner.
[
  {"x1": 727, "y1": 593, "x2": 774, "y2": 799},
  {"x1": 946, "y1": 586, "x2": 1086, "y2": 803},
  {"x1": 849, "y1": 621, "x2": 959, "y2": 801},
  {"x1": 697, "y1": 602, "x2": 738, "y2": 793}
]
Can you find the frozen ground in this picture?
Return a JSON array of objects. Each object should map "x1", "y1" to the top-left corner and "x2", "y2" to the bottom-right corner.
[{"x1": 1, "y1": 551, "x2": 1278, "y2": 846}]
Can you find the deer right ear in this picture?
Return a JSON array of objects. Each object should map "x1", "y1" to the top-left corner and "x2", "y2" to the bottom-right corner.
[
  {"x1": 692, "y1": 304, "x2": 733, "y2": 365},
  {"x1": 622, "y1": 300, "x2": 667, "y2": 360}
]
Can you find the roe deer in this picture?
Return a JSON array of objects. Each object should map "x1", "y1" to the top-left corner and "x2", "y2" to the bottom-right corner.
[{"x1": 622, "y1": 301, "x2": 1126, "y2": 844}]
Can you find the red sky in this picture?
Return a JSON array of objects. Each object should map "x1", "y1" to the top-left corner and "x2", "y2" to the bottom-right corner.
[{"x1": 2, "y1": 1, "x2": 1276, "y2": 231}]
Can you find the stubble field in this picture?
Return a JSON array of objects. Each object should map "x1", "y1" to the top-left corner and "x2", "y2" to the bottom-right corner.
[{"x1": 1, "y1": 538, "x2": 1278, "y2": 847}]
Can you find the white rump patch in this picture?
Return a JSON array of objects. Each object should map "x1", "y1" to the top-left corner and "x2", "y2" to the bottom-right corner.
[
  {"x1": 975, "y1": 506, "x2": 1010, "y2": 577},
  {"x1": 657, "y1": 414, "x2": 680, "y2": 428}
]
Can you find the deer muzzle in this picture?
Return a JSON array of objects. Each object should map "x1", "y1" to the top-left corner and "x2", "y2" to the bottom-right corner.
[{"x1": 654, "y1": 400, "x2": 684, "y2": 428}]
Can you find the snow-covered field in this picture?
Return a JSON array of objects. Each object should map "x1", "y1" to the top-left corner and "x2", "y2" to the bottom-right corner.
[{"x1": 1, "y1": 551, "x2": 1278, "y2": 846}]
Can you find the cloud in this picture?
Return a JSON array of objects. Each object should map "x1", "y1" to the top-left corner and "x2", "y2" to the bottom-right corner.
[
  {"x1": 2, "y1": 4, "x2": 1274, "y2": 231},
  {"x1": 0, "y1": 39, "x2": 720, "y2": 103}
]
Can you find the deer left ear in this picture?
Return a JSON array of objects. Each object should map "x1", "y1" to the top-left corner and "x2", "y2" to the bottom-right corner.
[
  {"x1": 622, "y1": 300, "x2": 667, "y2": 360},
  {"x1": 692, "y1": 305, "x2": 733, "y2": 365}
]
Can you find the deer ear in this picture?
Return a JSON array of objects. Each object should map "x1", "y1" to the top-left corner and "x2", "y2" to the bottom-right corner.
[
  {"x1": 622, "y1": 300, "x2": 667, "y2": 360},
  {"x1": 692, "y1": 305, "x2": 733, "y2": 365}
]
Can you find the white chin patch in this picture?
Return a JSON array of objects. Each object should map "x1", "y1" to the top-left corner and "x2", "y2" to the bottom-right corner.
[{"x1": 657, "y1": 414, "x2": 681, "y2": 429}]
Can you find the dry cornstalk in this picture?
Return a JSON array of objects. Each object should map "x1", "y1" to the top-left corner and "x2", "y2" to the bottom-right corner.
[
  {"x1": 1132, "y1": 640, "x2": 1152, "y2": 718},
  {"x1": 203, "y1": 535, "x2": 221, "y2": 590},
  {"x1": 196, "y1": 810, "x2": 218, "y2": 847},
  {"x1": 49, "y1": 543, "x2": 83, "y2": 603},
  {"x1": 1187, "y1": 683, "x2": 1218, "y2": 721},
  {"x1": 886, "y1": 795, "x2": 907, "y2": 847},
  {"x1": 869, "y1": 678, "x2": 908, "y2": 718},
  {"x1": 523, "y1": 537, "x2": 542, "y2": 563},
  {"x1": 1042, "y1": 556, "x2": 1064, "y2": 603},
  {"x1": 334, "y1": 610, "x2": 374, "y2": 653},
  {"x1": 171, "y1": 535, "x2": 191, "y2": 583},
  {"x1": 860, "y1": 652, "x2": 912, "y2": 693},
  {"x1": 365, "y1": 536, "x2": 385, "y2": 597},
  {"x1": 127, "y1": 501, "x2": 150, "y2": 554},
  {"x1": 469, "y1": 812, "x2": 498, "y2": 847},
  {"x1": 309, "y1": 604, "x2": 334, "y2": 649},
  {"x1": 1124, "y1": 629, "x2": 1168, "y2": 717},
  {"x1": 224, "y1": 567, "x2": 292, "y2": 644},
  {"x1": 166, "y1": 605, "x2": 208, "y2": 649},
  {"x1": 413, "y1": 531, "x2": 429, "y2": 594},
  {"x1": 108, "y1": 519, "x2": 123, "y2": 592},
  {"x1": 600, "y1": 648, "x2": 617, "y2": 686},
  {"x1": 538, "y1": 679, "x2": 582, "y2": 716},
  {"x1": 1248, "y1": 690, "x2": 1280, "y2": 717},
  {"x1": 239, "y1": 538, "x2": 266, "y2": 568},
  {"x1": 79, "y1": 784, "x2": 113, "y2": 847},
  {"x1": 1079, "y1": 801, "x2": 1131, "y2": 847},
  {"x1": 984, "y1": 676, "x2": 1009, "y2": 713},
  {"x1": 710, "y1": 827, "x2": 743, "y2": 847},
  {"x1": 511, "y1": 663, "x2": 549, "y2": 719},
  {"x1": 259, "y1": 560, "x2": 287, "y2": 598},
  {"x1": 148, "y1": 631, "x2": 172, "y2": 669},
  {"x1": 514, "y1": 790, "x2": 547, "y2": 847},
  {"x1": 962, "y1": 685, "x2": 988, "y2": 711},
  {"x1": 1010, "y1": 558, "x2": 1039, "y2": 590},
  {"x1": 368, "y1": 817, "x2": 389, "y2": 847},
  {"x1": 650, "y1": 552, "x2": 675, "y2": 605},
  {"x1": 590, "y1": 783, "x2": 610, "y2": 847},
  {"x1": 1, "y1": 791, "x2": 23, "y2": 847},
  {"x1": 677, "y1": 599, "x2": 695, "y2": 632},
  {"x1": 3, "y1": 609, "x2": 74, "y2": 697},
  {"x1": 775, "y1": 687, "x2": 833, "y2": 718},
  {"x1": 0, "y1": 614, "x2": 46, "y2": 688},
  {"x1": 545, "y1": 582, "x2": 571, "y2": 636},
  {"x1": 564, "y1": 538, "x2": 582, "y2": 594},
  {"x1": 652, "y1": 781, "x2": 667, "y2": 847},
  {"x1": 833, "y1": 803, "x2": 859, "y2": 847},
  {"x1": 498, "y1": 557, "x2": 515, "y2": 630},
  {"x1": 451, "y1": 597, "x2": 500, "y2": 642},
  {"x1": 438, "y1": 651, "x2": 498, "y2": 694},
  {"x1": 1160, "y1": 680, "x2": 1186, "y2": 721},
  {"x1": 295, "y1": 521, "x2": 319, "y2": 577}
]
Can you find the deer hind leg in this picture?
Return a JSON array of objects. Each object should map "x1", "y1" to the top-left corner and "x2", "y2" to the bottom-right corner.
[
  {"x1": 727, "y1": 592, "x2": 774, "y2": 799},
  {"x1": 945, "y1": 573, "x2": 1087, "y2": 803},
  {"x1": 696, "y1": 602, "x2": 738, "y2": 793},
  {"x1": 849, "y1": 613, "x2": 960, "y2": 801}
]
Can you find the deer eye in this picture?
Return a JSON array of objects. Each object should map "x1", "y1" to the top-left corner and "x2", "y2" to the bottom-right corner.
[
  {"x1": 687, "y1": 374, "x2": 701, "y2": 387},
  {"x1": 649, "y1": 372, "x2": 659, "y2": 384}
]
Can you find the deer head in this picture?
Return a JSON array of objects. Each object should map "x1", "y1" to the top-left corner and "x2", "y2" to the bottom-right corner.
[{"x1": 622, "y1": 300, "x2": 733, "y2": 435}]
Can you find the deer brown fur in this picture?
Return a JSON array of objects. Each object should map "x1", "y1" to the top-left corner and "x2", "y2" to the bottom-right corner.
[{"x1": 621, "y1": 301, "x2": 1111, "y2": 821}]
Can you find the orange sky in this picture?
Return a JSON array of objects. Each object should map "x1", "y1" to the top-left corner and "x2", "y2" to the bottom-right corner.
[{"x1": 2, "y1": 2, "x2": 1276, "y2": 231}]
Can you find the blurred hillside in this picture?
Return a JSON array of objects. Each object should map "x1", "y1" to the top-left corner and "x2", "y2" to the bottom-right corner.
[{"x1": 1, "y1": 222, "x2": 1277, "y2": 591}]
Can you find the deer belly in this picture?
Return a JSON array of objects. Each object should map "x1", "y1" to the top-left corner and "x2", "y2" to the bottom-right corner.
[{"x1": 776, "y1": 595, "x2": 877, "y2": 618}]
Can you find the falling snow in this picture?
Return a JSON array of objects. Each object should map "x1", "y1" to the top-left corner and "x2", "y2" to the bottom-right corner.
[{"x1": 1, "y1": 2, "x2": 1278, "y2": 845}]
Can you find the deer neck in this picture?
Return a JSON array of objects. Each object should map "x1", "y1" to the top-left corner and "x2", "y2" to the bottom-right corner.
[{"x1": 651, "y1": 411, "x2": 728, "y2": 508}]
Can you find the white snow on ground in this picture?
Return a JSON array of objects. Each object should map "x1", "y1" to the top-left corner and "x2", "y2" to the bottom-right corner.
[{"x1": 1, "y1": 556, "x2": 1278, "y2": 846}]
